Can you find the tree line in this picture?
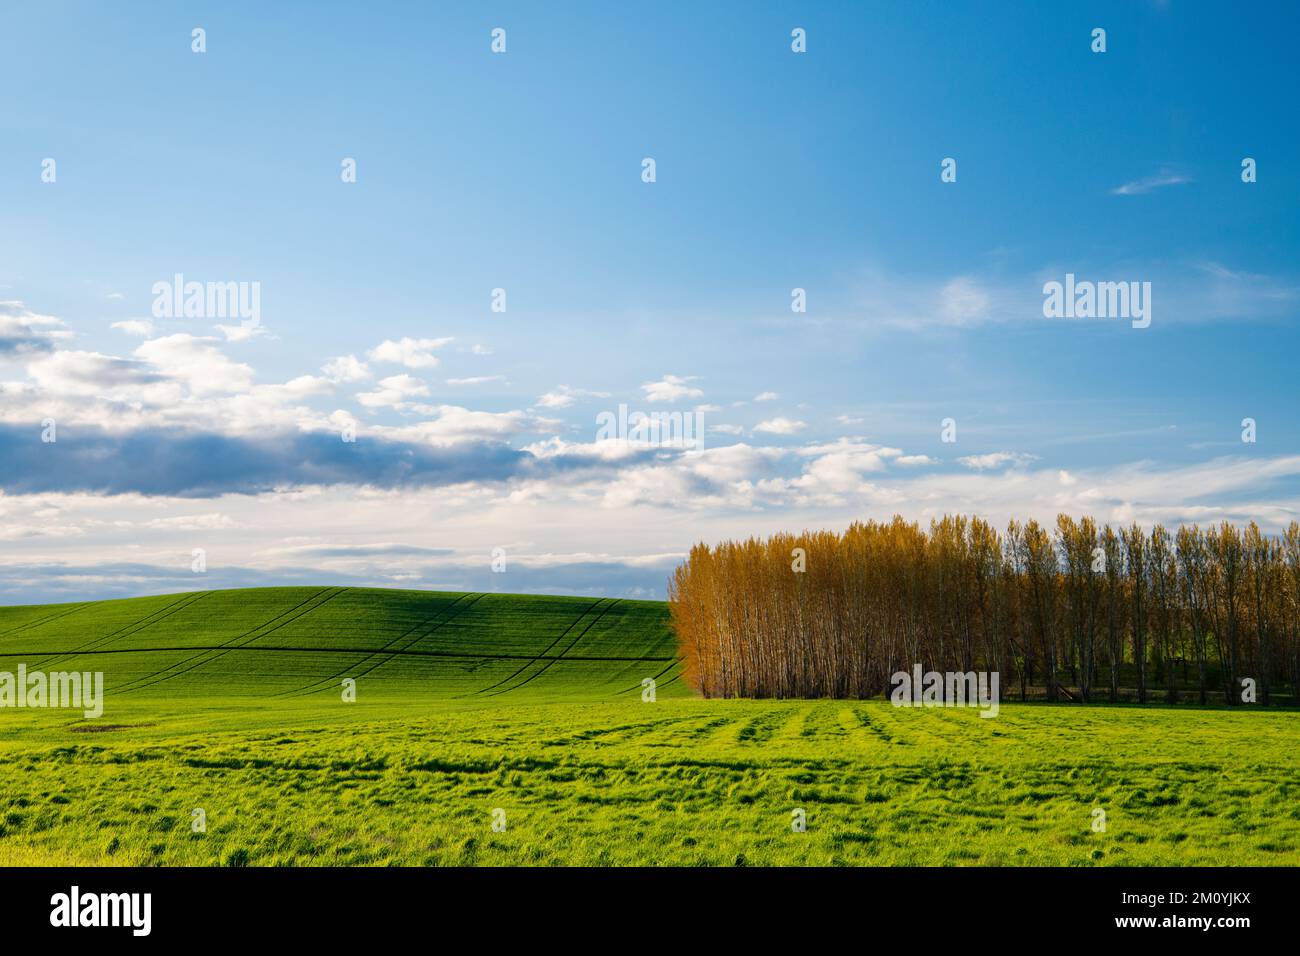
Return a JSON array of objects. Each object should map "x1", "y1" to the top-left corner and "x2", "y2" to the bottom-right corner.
[{"x1": 667, "y1": 515, "x2": 1300, "y2": 705}]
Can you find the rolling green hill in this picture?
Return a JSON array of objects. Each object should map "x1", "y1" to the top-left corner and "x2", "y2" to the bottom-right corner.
[{"x1": 0, "y1": 587, "x2": 685, "y2": 702}]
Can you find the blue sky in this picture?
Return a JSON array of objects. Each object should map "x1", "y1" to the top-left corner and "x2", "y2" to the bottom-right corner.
[{"x1": 1, "y1": 1, "x2": 1298, "y2": 602}]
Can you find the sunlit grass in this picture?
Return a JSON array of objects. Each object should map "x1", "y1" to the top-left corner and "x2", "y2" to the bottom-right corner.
[{"x1": 0, "y1": 588, "x2": 1295, "y2": 866}]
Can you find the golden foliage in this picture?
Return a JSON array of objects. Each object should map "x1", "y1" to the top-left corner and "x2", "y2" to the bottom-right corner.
[{"x1": 669, "y1": 516, "x2": 1300, "y2": 703}]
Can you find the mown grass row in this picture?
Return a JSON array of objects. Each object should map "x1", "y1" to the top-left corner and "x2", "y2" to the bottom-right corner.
[{"x1": 0, "y1": 698, "x2": 1295, "y2": 866}]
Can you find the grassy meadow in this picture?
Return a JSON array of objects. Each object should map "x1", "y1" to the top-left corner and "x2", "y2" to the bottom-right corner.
[{"x1": 0, "y1": 587, "x2": 1296, "y2": 866}]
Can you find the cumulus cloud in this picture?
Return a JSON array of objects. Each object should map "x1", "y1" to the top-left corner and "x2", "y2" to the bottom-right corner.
[
  {"x1": 641, "y1": 374, "x2": 702, "y2": 403},
  {"x1": 521, "y1": 436, "x2": 664, "y2": 467},
  {"x1": 368, "y1": 337, "x2": 454, "y2": 369},
  {"x1": 536, "y1": 384, "x2": 610, "y2": 409},
  {"x1": 133, "y1": 334, "x2": 255, "y2": 395},
  {"x1": 0, "y1": 302, "x2": 72, "y2": 355},
  {"x1": 216, "y1": 323, "x2": 267, "y2": 343},
  {"x1": 357, "y1": 374, "x2": 430, "y2": 409},
  {"x1": 110, "y1": 319, "x2": 154, "y2": 337},
  {"x1": 754, "y1": 417, "x2": 807, "y2": 435},
  {"x1": 385, "y1": 405, "x2": 551, "y2": 446},
  {"x1": 322, "y1": 354, "x2": 371, "y2": 383},
  {"x1": 26, "y1": 350, "x2": 168, "y2": 397}
]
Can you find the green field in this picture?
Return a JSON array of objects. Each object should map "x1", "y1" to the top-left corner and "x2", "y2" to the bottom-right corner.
[{"x1": 0, "y1": 587, "x2": 1296, "y2": 866}]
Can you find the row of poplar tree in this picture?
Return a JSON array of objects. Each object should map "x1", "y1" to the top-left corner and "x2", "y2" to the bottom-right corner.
[{"x1": 668, "y1": 515, "x2": 1300, "y2": 703}]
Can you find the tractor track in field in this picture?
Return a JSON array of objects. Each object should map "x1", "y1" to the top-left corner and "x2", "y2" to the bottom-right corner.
[
  {"x1": 24, "y1": 591, "x2": 211, "y2": 668},
  {"x1": 273, "y1": 592, "x2": 487, "y2": 698},
  {"x1": 458, "y1": 596, "x2": 606, "y2": 698},
  {"x1": 682, "y1": 714, "x2": 736, "y2": 741},
  {"x1": 563, "y1": 712, "x2": 704, "y2": 744},
  {"x1": 598, "y1": 623, "x2": 684, "y2": 692},
  {"x1": 113, "y1": 586, "x2": 350, "y2": 694},
  {"x1": 614, "y1": 653, "x2": 684, "y2": 695},
  {"x1": 0, "y1": 601, "x2": 96, "y2": 639},
  {"x1": 734, "y1": 708, "x2": 798, "y2": 744},
  {"x1": 474, "y1": 598, "x2": 623, "y2": 698}
]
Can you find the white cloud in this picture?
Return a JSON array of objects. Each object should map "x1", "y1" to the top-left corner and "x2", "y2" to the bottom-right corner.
[
  {"x1": 753, "y1": 391, "x2": 779, "y2": 402},
  {"x1": 357, "y1": 374, "x2": 430, "y2": 409},
  {"x1": 26, "y1": 350, "x2": 165, "y2": 397},
  {"x1": 263, "y1": 375, "x2": 333, "y2": 400},
  {"x1": 641, "y1": 374, "x2": 703, "y2": 403},
  {"x1": 754, "y1": 417, "x2": 807, "y2": 435},
  {"x1": 134, "y1": 334, "x2": 255, "y2": 396},
  {"x1": 144, "y1": 512, "x2": 235, "y2": 531},
  {"x1": 368, "y1": 337, "x2": 454, "y2": 369},
  {"x1": 322, "y1": 355, "x2": 371, "y2": 383},
  {"x1": 216, "y1": 323, "x2": 267, "y2": 343},
  {"x1": 522, "y1": 436, "x2": 657, "y2": 463},
  {"x1": 110, "y1": 319, "x2": 154, "y2": 337},
  {"x1": 0, "y1": 302, "x2": 72, "y2": 355},
  {"x1": 536, "y1": 384, "x2": 610, "y2": 409},
  {"x1": 383, "y1": 405, "x2": 546, "y2": 446},
  {"x1": 448, "y1": 375, "x2": 505, "y2": 386}
]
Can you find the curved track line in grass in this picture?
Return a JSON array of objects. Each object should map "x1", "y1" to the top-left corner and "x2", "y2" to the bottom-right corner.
[
  {"x1": 602, "y1": 624, "x2": 684, "y2": 692},
  {"x1": 563, "y1": 712, "x2": 704, "y2": 744},
  {"x1": 614, "y1": 655, "x2": 685, "y2": 695},
  {"x1": 653, "y1": 671, "x2": 684, "y2": 693},
  {"x1": 26, "y1": 591, "x2": 210, "y2": 669},
  {"x1": 270, "y1": 591, "x2": 478, "y2": 698},
  {"x1": 458, "y1": 597, "x2": 607, "y2": 698},
  {"x1": 0, "y1": 602, "x2": 95, "y2": 640},
  {"x1": 113, "y1": 586, "x2": 348, "y2": 694},
  {"x1": 116, "y1": 585, "x2": 349, "y2": 693},
  {"x1": 274, "y1": 592, "x2": 486, "y2": 698},
  {"x1": 106, "y1": 586, "x2": 337, "y2": 692},
  {"x1": 682, "y1": 714, "x2": 735, "y2": 741},
  {"x1": 477, "y1": 598, "x2": 623, "y2": 698}
]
